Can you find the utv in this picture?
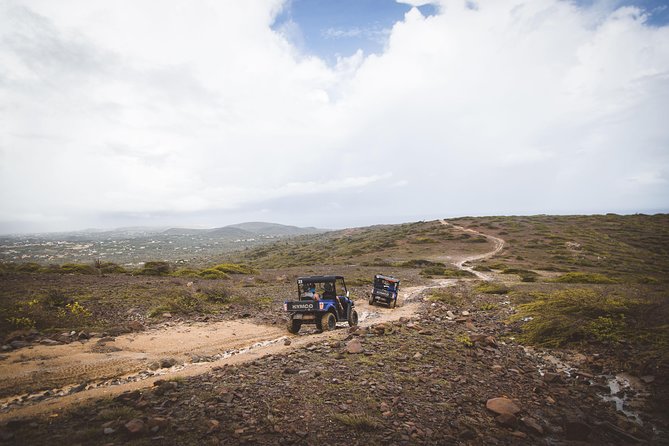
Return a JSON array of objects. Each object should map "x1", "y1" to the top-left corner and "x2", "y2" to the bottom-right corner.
[
  {"x1": 284, "y1": 275, "x2": 358, "y2": 334},
  {"x1": 369, "y1": 274, "x2": 400, "y2": 308}
]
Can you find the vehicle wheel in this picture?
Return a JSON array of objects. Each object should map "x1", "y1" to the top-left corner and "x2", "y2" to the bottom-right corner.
[
  {"x1": 321, "y1": 313, "x2": 336, "y2": 331},
  {"x1": 368, "y1": 294, "x2": 375, "y2": 306},
  {"x1": 348, "y1": 309, "x2": 359, "y2": 327},
  {"x1": 287, "y1": 318, "x2": 301, "y2": 334}
]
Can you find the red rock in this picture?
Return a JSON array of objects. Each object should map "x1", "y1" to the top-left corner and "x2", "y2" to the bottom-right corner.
[
  {"x1": 124, "y1": 418, "x2": 145, "y2": 434},
  {"x1": 346, "y1": 339, "x2": 363, "y2": 354},
  {"x1": 486, "y1": 397, "x2": 521, "y2": 415}
]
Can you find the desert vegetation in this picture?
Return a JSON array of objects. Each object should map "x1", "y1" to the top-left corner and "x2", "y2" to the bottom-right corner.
[{"x1": 0, "y1": 214, "x2": 667, "y2": 444}]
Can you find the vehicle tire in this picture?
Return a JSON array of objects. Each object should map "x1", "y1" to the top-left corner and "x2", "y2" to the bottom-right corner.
[
  {"x1": 348, "y1": 309, "x2": 359, "y2": 327},
  {"x1": 287, "y1": 318, "x2": 301, "y2": 334},
  {"x1": 321, "y1": 312, "x2": 336, "y2": 331}
]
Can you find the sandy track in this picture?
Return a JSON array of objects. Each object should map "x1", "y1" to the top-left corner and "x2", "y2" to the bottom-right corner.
[{"x1": 0, "y1": 293, "x2": 423, "y2": 421}]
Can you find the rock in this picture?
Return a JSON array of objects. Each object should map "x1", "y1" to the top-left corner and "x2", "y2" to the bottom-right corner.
[
  {"x1": 283, "y1": 339, "x2": 291, "y2": 346},
  {"x1": 496, "y1": 413, "x2": 517, "y2": 428},
  {"x1": 162, "y1": 313, "x2": 173, "y2": 318},
  {"x1": 153, "y1": 381, "x2": 178, "y2": 396},
  {"x1": 446, "y1": 311, "x2": 456, "y2": 319},
  {"x1": 9, "y1": 340, "x2": 29, "y2": 349},
  {"x1": 147, "y1": 417, "x2": 168, "y2": 429},
  {"x1": 461, "y1": 310, "x2": 470, "y2": 316},
  {"x1": 521, "y1": 417, "x2": 544, "y2": 435},
  {"x1": 641, "y1": 375, "x2": 655, "y2": 384},
  {"x1": 103, "y1": 427, "x2": 115, "y2": 435},
  {"x1": 206, "y1": 419, "x2": 221, "y2": 433},
  {"x1": 125, "y1": 418, "x2": 145, "y2": 434},
  {"x1": 543, "y1": 372, "x2": 561, "y2": 383},
  {"x1": 159, "y1": 358, "x2": 178, "y2": 368},
  {"x1": 486, "y1": 398, "x2": 521, "y2": 416},
  {"x1": 346, "y1": 339, "x2": 364, "y2": 354},
  {"x1": 565, "y1": 420, "x2": 591, "y2": 441},
  {"x1": 40, "y1": 339, "x2": 61, "y2": 346},
  {"x1": 413, "y1": 352, "x2": 423, "y2": 360},
  {"x1": 283, "y1": 367, "x2": 299, "y2": 375},
  {"x1": 127, "y1": 321, "x2": 144, "y2": 332}
]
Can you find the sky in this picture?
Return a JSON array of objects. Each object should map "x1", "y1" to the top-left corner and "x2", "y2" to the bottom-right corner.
[{"x1": 1, "y1": 0, "x2": 668, "y2": 234}]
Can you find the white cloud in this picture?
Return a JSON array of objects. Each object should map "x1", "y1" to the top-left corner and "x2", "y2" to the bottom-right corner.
[{"x1": 0, "y1": 0, "x2": 667, "y2": 232}]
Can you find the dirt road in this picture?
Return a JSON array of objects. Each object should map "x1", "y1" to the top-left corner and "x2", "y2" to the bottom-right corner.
[{"x1": 0, "y1": 221, "x2": 504, "y2": 421}]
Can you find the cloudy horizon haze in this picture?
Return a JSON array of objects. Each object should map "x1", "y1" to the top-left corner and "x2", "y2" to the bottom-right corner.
[{"x1": 1, "y1": 0, "x2": 668, "y2": 234}]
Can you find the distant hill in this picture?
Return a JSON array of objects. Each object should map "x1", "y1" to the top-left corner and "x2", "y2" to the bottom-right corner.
[
  {"x1": 164, "y1": 222, "x2": 325, "y2": 239},
  {"x1": 225, "y1": 222, "x2": 324, "y2": 237}
]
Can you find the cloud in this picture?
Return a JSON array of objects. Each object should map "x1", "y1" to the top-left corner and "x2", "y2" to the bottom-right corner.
[{"x1": 0, "y1": 0, "x2": 668, "y2": 232}]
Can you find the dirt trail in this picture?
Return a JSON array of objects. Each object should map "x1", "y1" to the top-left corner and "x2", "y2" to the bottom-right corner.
[
  {"x1": 0, "y1": 222, "x2": 505, "y2": 422},
  {"x1": 0, "y1": 295, "x2": 423, "y2": 421},
  {"x1": 439, "y1": 220, "x2": 505, "y2": 280}
]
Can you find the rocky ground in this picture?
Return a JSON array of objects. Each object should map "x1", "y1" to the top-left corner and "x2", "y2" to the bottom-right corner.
[{"x1": 2, "y1": 282, "x2": 666, "y2": 445}]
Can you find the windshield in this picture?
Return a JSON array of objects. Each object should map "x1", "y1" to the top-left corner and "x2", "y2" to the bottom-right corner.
[{"x1": 297, "y1": 280, "x2": 336, "y2": 299}]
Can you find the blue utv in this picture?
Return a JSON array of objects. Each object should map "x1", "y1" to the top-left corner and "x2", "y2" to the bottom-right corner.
[
  {"x1": 368, "y1": 274, "x2": 400, "y2": 308},
  {"x1": 284, "y1": 275, "x2": 358, "y2": 334}
]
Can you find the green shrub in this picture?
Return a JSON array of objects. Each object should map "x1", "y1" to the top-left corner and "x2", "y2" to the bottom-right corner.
[
  {"x1": 427, "y1": 289, "x2": 465, "y2": 306},
  {"x1": 43, "y1": 290, "x2": 71, "y2": 308},
  {"x1": 17, "y1": 262, "x2": 42, "y2": 273},
  {"x1": 172, "y1": 268, "x2": 200, "y2": 278},
  {"x1": 98, "y1": 262, "x2": 126, "y2": 274},
  {"x1": 399, "y1": 259, "x2": 445, "y2": 268},
  {"x1": 197, "y1": 284, "x2": 231, "y2": 303},
  {"x1": 475, "y1": 283, "x2": 509, "y2": 294},
  {"x1": 510, "y1": 289, "x2": 639, "y2": 347},
  {"x1": 420, "y1": 267, "x2": 474, "y2": 278},
  {"x1": 473, "y1": 265, "x2": 492, "y2": 272},
  {"x1": 150, "y1": 292, "x2": 204, "y2": 316},
  {"x1": 136, "y1": 261, "x2": 171, "y2": 276},
  {"x1": 211, "y1": 263, "x2": 256, "y2": 274},
  {"x1": 60, "y1": 263, "x2": 97, "y2": 275},
  {"x1": 331, "y1": 413, "x2": 380, "y2": 430},
  {"x1": 551, "y1": 272, "x2": 617, "y2": 284},
  {"x1": 198, "y1": 269, "x2": 230, "y2": 280}
]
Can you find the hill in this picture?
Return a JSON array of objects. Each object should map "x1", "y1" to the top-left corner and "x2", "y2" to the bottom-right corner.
[{"x1": 0, "y1": 214, "x2": 667, "y2": 444}]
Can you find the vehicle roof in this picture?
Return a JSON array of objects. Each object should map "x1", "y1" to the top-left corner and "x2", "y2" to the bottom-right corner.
[
  {"x1": 297, "y1": 275, "x2": 344, "y2": 283},
  {"x1": 375, "y1": 274, "x2": 400, "y2": 282}
]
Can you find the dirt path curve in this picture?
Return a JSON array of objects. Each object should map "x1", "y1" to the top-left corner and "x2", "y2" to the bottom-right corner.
[
  {"x1": 0, "y1": 221, "x2": 505, "y2": 422},
  {"x1": 439, "y1": 219, "x2": 505, "y2": 281},
  {"x1": 0, "y1": 292, "x2": 425, "y2": 421}
]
